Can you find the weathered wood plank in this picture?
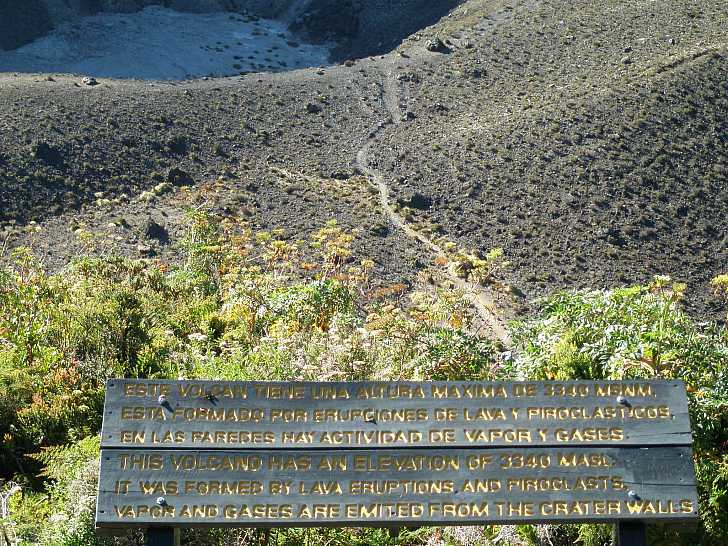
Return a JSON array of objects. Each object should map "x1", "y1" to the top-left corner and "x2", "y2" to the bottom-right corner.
[
  {"x1": 100, "y1": 380, "x2": 692, "y2": 449},
  {"x1": 96, "y1": 447, "x2": 698, "y2": 528}
]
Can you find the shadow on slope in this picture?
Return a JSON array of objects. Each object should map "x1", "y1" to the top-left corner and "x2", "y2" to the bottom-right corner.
[
  {"x1": 290, "y1": 0, "x2": 463, "y2": 62},
  {"x1": 0, "y1": 1, "x2": 54, "y2": 51}
]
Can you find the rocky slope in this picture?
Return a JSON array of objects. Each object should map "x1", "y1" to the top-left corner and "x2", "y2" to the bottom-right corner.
[
  {"x1": 377, "y1": 0, "x2": 728, "y2": 316},
  {"x1": 1, "y1": 0, "x2": 726, "y2": 319}
]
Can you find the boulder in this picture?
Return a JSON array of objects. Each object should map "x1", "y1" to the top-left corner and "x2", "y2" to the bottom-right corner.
[
  {"x1": 167, "y1": 167, "x2": 193, "y2": 186},
  {"x1": 426, "y1": 37, "x2": 450, "y2": 53},
  {"x1": 31, "y1": 141, "x2": 64, "y2": 167},
  {"x1": 305, "y1": 102, "x2": 322, "y2": 114},
  {"x1": 142, "y1": 217, "x2": 169, "y2": 243},
  {"x1": 398, "y1": 191, "x2": 432, "y2": 210}
]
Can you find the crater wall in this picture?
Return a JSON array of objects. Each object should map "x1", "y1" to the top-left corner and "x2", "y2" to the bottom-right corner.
[
  {"x1": 0, "y1": 0, "x2": 271, "y2": 50},
  {"x1": 290, "y1": 0, "x2": 462, "y2": 61},
  {"x1": 0, "y1": 0, "x2": 461, "y2": 63}
]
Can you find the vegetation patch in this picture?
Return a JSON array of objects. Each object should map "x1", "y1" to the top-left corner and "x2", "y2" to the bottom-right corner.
[{"x1": 0, "y1": 216, "x2": 726, "y2": 545}]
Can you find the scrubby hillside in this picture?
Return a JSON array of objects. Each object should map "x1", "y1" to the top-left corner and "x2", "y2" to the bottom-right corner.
[{"x1": 1, "y1": 0, "x2": 725, "y2": 317}]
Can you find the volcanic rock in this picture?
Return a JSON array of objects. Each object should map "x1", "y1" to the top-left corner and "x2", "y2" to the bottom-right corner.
[
  {"x1": 167, "y1": 167, "x2": 193, "y2": 186},
  {"x1": 31, "y1": 141, "x2": 64, "y2": 167},
  {"x1": 142, "y1": 217, "x2": 169, "y2": 244},
  {"x1": 398, "y1": 191, "x2": 432, "y2": 210}
]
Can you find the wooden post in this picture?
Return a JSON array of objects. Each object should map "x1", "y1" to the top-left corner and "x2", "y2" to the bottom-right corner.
[
  {"x1": 147, "y1": 527, "x2": 180, "y2": 546},
  {"x1": 616, "y1": 521, "x2": 646, "y2": 546}
]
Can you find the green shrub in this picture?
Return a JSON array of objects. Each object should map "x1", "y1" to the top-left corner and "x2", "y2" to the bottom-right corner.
[
  {"x1": 1, "y1": 213, "x2": 498, "y2": 545},
  {"x1": 510, "y1": 277, "x2": 728, "y2": 544}
]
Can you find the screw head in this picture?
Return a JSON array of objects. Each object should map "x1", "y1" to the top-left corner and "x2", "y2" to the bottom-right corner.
[
  {"x1": 617, "y1": 395, "x2": 628, "y2": 406},
  {"x1": 156, "y1": 496, "x2": 166, "y2": 506},
  {"x1": 627, "y1": 490, "x2": 638, "y2": 500},
  {"x1": 158, "y1": 394, "x2": 167, "y2": 405}
]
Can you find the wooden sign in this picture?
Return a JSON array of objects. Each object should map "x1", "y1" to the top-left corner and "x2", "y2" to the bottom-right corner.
[
  {"x1": 96, "y1": 380, "x2": 698, "y2": 532},
  {"x1": 96, "y1": 446, "x2": 697, "y2": 528},
  {"x1": 100, "y1": 380, "x2": 692, "y2": 448}
]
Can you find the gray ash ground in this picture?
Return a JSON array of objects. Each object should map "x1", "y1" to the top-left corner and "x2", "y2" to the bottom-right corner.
[
  {"x1": 0, "y1": 7, "x2": 331, "y2": 79},
  {"x1": 1, "y1": 0, "x2": 727, "y2": 320}
]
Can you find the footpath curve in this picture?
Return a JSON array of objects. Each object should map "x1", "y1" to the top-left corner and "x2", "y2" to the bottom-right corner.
[{"x1": 355, "y1": 67, "x2": 511, "y2": 346}]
